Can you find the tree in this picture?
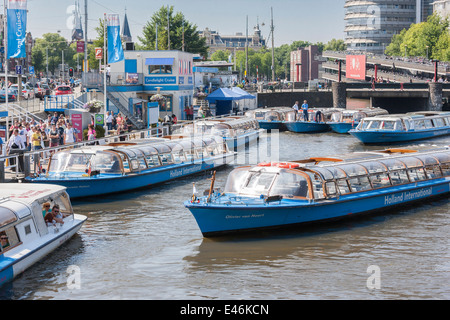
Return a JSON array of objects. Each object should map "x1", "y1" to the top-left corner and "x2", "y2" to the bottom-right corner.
[
  {"x1": 385, "y1": 14, "x2": 450, "y2": 61},
  {"x1": 323, "y1": 39, "x2": 346, "y2": 52},
  {"x1": 31, "y1": 33, "x2": 74, "y2": 75},
  {"x1": 137, "y1": 6, "x2": 208, "y2": 58}
]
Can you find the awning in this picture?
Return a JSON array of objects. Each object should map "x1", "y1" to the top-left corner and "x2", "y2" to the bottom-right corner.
[
  {"x1": 131, "y1": 98, "x2": 146, "y2": 104},
  {"x1": 145, "y1": 58, "x2": 174, "y2": 66}
]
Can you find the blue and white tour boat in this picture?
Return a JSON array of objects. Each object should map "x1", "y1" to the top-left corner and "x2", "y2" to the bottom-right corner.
[
  {"x1": 283, "y1": 108, "x2": 338, "y2": 133},
  {"x1": 0, "y1": 184, "x2": 86, "y2": 286},
  {"x1": 349, "y1": 111, "x2": 450, "y2": 144},
  {"x1": 26, "y1": 136, "x2": 236, "y2": 198},
  {"x1": 245, "y1": 107, "x2": 291, "y2": 131},
  {"x1": 185, "y1": 146, "x2": 450, "y2": 237},
  {"x1": 328, "y1": 108, "x2": 388, "y2": 134}
]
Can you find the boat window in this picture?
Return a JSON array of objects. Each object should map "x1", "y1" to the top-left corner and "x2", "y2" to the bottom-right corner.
[
  {"x1": 313, "y1": 168, "x2": 334, "y2": 181},
  {"x1": 241, "y1": 171, "x2": 277, "y2": 196},
  {"x1": 146, "y1": 154, "x2": 161, "y2": 167},
  {"x1": 160, "y1": 153, "x2": 174, "y2": 165},
  {"x1": 446, "y1": 117, "x2": 450, "y2": 125},
  {"x1": 49, "y1": 150, "x2": 91, "y2": 173},
  {"x1": 325, "y1": 182, "x2": 338, "y2": 197},
  {"x1": 416, "y1": 155, "x2": 438, "y2": 166},
  {"x1": 369, "y1": 172, "x2": 391, "y2": 189},
  {"x1": 303, "y1": 171, "x2": 325, "y2": 199},
  {"x1": 407, "y1": 167, "x2": 427, "y2": 182},
  {"x1": 433, "y1": 118, "x2": 445, "y2": 127},
  {"x1": 424, "y1": 119, "x2": 433, "y2": 129},
  {"x1": 118, "y1": 153, "x2": 130, "y2": 171},
  {"x1": 368, "y1": 120, "x2": 382, "y2": 130},
  {"x1": 362, "y1": 161, "x2": 387, "y2": 174},
  {"x1": 137, "y1": 157, "x2": 147, "y2": 169},
  {"x1": 91, "y1": 152, "x2": 123, "y2": 174},
  {"x1": 358, "y1": 120, "x2": 369, "y2": 130},
  {"x1": 433, "y1": 152, "x2": 450, "y2": 164},
  {"x1": 285, "y1": 112, "x2": 298, "y2": 122},
  {"x1": 424, "y1": 165, "x2": 442, "y2": 179},
  {"x1": 0, "y1": 228, "x2": 19, "y2": 253},
  {"x1": 330, "y1": 112, "x2": 342, "y2": 122},
  {"x1": 0, "y1": 206, "x2": 18, "y2": 229},
  {"x1": 337, "y1": 179, "x2": 351, "y2": 194},
  {"x1": 336, "y1": 164, "x2": 367, "y2": 177},
  {"x1": 265, "y1": 111, "x2": 281, "y2": 121},
  {"x1": 53, "y1": 192, "x2": 74, "y2": 217},
  {"x1": 402, "y1": 119, "x2": 410, "y2": 131},
  {"x1": 224, "y1": 168, "x2": 250, "y2": 194},
  {"x1": 389, "y1": 170, "x2": 410, "y2": 185},
  {"x1": 380, "y1": 159, "x2": 406, "y2": 171},
  {"x1": 414, "y1": 120, "x2": 426, "y2": 130},
  {"x1": 325, "y1": 167, "x2": 347, "y2": 179},
  {"x1": 394, "y1": 120, "x2": 404, "y2": 130},
  {"x1": 401, "y1": 157, "x2": 423, "y2": 168},
  {"x1": 382, "y1": 121, "x2": 395, "y2": 130},
  {"x1": 353, "y1": 112, "x2": 365, "y2": 122},
  {"x1": 348, "y1": 176, "x2": 372, "y2": 192},
  {"x1": 440, "y1": 162, "x2": 450, "y2": 176},
  {"x1": 270, "y1": 171, "x2": 309, "y2": 198}
]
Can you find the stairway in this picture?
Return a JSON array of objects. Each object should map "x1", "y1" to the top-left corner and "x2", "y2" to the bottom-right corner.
[{"x1": 104, "y1": 91, "x2": 145, "y2": 130}]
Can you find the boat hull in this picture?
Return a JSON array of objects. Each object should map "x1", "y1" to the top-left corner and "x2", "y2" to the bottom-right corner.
[
  {"x1": 349, "y1": 127, "x2": 450, "y2": 144},
  {"x1": 284, "y1": 121, "x2": 330, "y2": 133},
  {"x1": 328, "y1": 122, "x2": 357, "y2": 134},
  {"x1": 0, "y1": 214, "x2": 86, "y2": 286},
  {"x1": 26, "y1": 155, "x2": 234, "y2": 198},
  {"x1": 257, "y1": 121, "x2": 286, "y2": 131},
  {"x1": 185, "y1": 179, "x2": 450, "y2": 237}
]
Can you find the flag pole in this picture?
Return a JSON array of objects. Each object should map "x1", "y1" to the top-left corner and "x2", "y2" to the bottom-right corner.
[
  {"x1": 4, "y1": 0, "x2": 9, "y2": 141},
  {"x1": 103, "y1": 13, "x2": 107, "y2": 135}
]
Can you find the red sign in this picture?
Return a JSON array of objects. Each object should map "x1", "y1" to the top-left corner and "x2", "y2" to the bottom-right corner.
[
  {"x1": 95, "y1": 48, "x2": 103, "y2": 60},
  {"x1": 71, "y1": 114, "x2": 83, "y2": 141},
  {"x1": 346, "y1": 55, "x2": 366, "y2": 80},
  {"x1": 76, "y1": 41, "x2": 85, "y2": 53}
]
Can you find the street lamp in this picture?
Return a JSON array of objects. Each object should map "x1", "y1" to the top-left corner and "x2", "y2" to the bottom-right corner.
[{"x1": 426, "y1": 45, "x2": 429, "y2": 60}]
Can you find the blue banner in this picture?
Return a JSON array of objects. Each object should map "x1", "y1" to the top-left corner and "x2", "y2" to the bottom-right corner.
[
  {"x1": 7, "y1": 0, "x2": 27, "y2": 59},
  {"x1": 107, "y1": 14, "x2": 124, "y2": 64}
]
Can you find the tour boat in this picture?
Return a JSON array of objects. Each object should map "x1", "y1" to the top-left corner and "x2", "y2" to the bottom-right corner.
[
  {"x1": 283, "y1": 108, "x2": 339, "y2": 133},
  {"x1": 185, "y1": 146, "x2": 450, "y2": 237},
  {"x1": 178, "y1": 117, "x2": 263, "y2": 150},
  {"x1": 245, "y1": 107, "x2": 291, "y2": 131},
  {"x1": 328, "y1": 108, "x2": 389, "y2": 134},
  {"x1": 25, "y1": 136, "x2": 236, "y2": 198},
  {"x1": 0, "y1": 184, "x2": 87, "y2": 286},
  {"x1": 349, "y1": 111, "x2": 450, "y2": 144}
]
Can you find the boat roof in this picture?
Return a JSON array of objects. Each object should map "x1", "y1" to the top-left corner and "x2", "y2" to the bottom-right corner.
[
  {"x1": 0, "y1": 183, "x2": 67, "y2": 204},
  {"x1": 364, "y1": 111, "x2": 450, "y2": 121}
]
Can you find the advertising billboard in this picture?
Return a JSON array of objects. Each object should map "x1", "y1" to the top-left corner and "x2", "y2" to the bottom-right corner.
[{"x1": 346, "y1": 55, "x2": 366, "y2": 80}]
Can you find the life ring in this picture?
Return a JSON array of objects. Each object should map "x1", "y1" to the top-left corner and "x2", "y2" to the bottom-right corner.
[
  {"x1": 258, "y1": 162, "x2": 272, "y2": 167},
  {"x1": 277, "y1": 162, "x2": 299, "y2": 169}
]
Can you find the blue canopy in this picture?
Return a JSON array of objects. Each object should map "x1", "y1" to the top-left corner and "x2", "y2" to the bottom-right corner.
[
  {"x1": 206, "y1": 88, "x2": 245, "y2": 102},
  {"x1": 230, "y1": 87, "x2": 256, "y2": 99}
]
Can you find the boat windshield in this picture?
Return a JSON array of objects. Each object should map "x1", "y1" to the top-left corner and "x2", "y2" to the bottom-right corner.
[
  {"x1": 90, "y1": 151, "x2": 123, "y2": 174},
  {"x1": 49, "y1": 150, "x2": 93, "y2": 173},
  {"x1": 265, "y1": 111, "x2": 281, "y2": 121},
  {"x1": 224, "y1": 167, "x2": 310, "y2": 198},
  {"x1": 330, "y1": 112, "x2": 342, "y2": 122}
]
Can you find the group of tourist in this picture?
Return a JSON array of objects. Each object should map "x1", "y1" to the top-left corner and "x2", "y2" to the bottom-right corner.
[{"x1": 105, "y1": 111, "x2": 133, "y2": 134}]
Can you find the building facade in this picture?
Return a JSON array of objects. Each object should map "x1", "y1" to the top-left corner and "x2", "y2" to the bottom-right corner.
[
  {"x1": 107, "y1": 50, "x2": 194, "y2": 121},
  {"x1": 290, "y1": 46, "x2": 320, "y2": 82},
  {"x1": 199, "y1": 24, "x2": 265, "y2": 55},
  {"x1": 433, "y1": 0, "x2": 450, "y2": 20},
  {"x1": 344, "y1": 0, "x2": 433, "y2": 54}
]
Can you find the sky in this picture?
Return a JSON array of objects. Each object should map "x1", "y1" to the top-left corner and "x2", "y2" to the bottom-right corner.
[{"x1": 20, "y1": 0, "x2": 346, "y2": 47}]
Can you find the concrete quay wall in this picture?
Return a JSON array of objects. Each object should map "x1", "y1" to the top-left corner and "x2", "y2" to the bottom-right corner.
[{"x1": 257, "y1": 91, "x2": 334, "y2": 108}]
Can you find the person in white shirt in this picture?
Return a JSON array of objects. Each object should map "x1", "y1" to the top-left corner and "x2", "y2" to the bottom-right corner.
[
  {"x1": 106, "y1": 111, "x2": 113, "y2": 131},
  {"x1": 6, "y1": 129, "x2": 25, "y2": 172},
  {"x1": 64, "y1": 123, "x2": 77, "y2": 144}
]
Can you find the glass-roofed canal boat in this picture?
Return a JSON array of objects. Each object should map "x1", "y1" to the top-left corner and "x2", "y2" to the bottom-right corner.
[
  {"x1": 327, "y1": 108, "x2": 388, "y2": 134},
  {"x1": 0, "y1": 184, "x2": 86, "y2": 286},
  {"x1": 185, "y1": 146, "x2": 450, "y2": 237},
  {"x1": 25, "y1": 136, "x2": 236, "y2": 198},
  {"x1": 349, "y1": 111, "x2": 450, "y2": 144},
  {"x1": 245, "y1": 107, "x2": 292, "y2": 131},
  {"x1": 283, "y1": 108, "x2": 340, "y2": 133}
]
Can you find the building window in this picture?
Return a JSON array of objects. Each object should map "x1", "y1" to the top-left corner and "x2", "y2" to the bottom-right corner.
[{"x1": 149, "y1": 65, "x2": 173, "y2": 74}]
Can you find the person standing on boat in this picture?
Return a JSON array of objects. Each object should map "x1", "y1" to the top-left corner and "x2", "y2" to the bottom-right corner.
[
  {"x1": 292, "y1": 101, "x2": 299, "y2": 113},
  {"x1": 301, "y1": 100, "x2": 309, "y2": 122}
]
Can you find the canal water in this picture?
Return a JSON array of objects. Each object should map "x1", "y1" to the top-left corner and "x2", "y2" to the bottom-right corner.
[{"x1": 1, "y1": 131, "x2": 449, "y2": 300}]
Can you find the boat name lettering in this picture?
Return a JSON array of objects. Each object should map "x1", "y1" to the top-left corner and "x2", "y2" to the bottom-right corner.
[
  {"x1": 384, "y1": 187, "x2": 432, "y2": 205},
  {"x1": 225, "y1": 214, "x2": 264, "y2": 219},
  {"x1": 169, "y1": 165, "x2": 203, "y2": 178}
]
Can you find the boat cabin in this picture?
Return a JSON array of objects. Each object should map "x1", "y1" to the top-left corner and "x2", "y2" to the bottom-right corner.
[
  {"x1": 356, "y1": 112, "x2": 450, "y2": 132},
  {"x1": 46, "y1": 136, "x2": 228, "y2": 176},
  {"x1": 0, "y1": 184, "x2": 75, "y2": 255},
  {"x1": 330, "y1": 108, "x2": 388, "y2": 123},
  {"x1": 222, "y1": 148, "x2": 450, "y2": 201},
  {"x1": 245, "y1": 108, "x2": 291, "y2": 121},
  {"x1": 209, "y1": 118, "x2": 260, "y2": 137}
]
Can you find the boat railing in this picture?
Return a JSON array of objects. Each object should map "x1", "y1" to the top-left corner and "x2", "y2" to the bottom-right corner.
[
  {"x1": 0, "y1": 125, "x2": 171, "y2": 179},
  {"x1": 0, "y1": 154, "x2": 24, "y2": 182}
]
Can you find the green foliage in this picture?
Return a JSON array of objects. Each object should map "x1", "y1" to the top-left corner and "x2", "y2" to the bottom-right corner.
[
  {"x1": 385, "y1": 14, "x2": 450, "y2": 61},
  {"x1": 137, "y1": 6, "x2": 208, "y2": 58},
  {"x1": 83, "y1": 125, "x2": 105, "y2": 140},
  {"x1": 31, "y1": 33, "x2": 75, "y2": 74}
]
